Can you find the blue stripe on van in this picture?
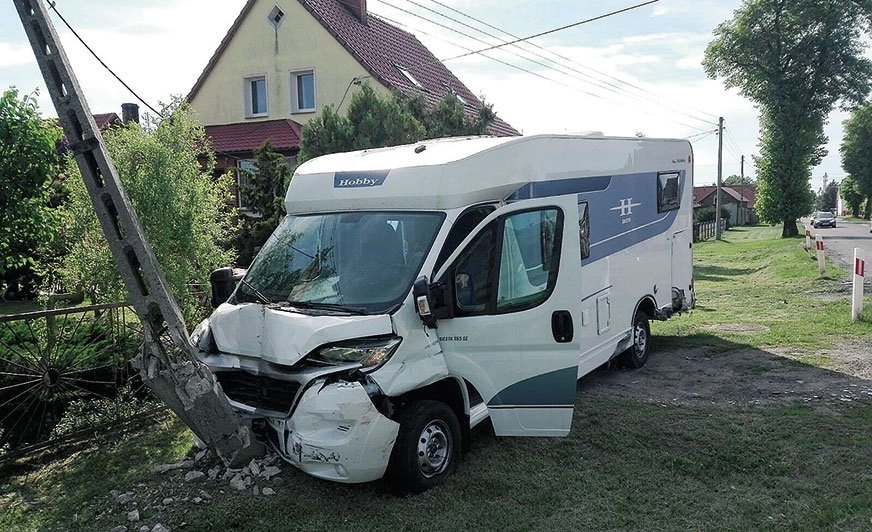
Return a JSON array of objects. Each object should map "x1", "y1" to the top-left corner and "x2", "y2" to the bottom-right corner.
[
  {"x1": 487, "y1": 366, "x2": 578, "y2": 408},
  {"x1": 507, "y1": 171, "x2": 685, "y2": 263}
]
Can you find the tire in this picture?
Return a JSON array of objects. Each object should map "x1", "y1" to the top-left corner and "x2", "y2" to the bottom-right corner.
[
  {"x1": 619, "y1": 311, "x2": 651, "y2": 369},
  {"x1": 386, "y1": 400, "x2": 461, "y2": 494}
]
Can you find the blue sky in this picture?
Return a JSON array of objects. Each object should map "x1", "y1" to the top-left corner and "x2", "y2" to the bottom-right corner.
[{"x1": 0, "y1": 0, "x2": 859, "y2": 191}]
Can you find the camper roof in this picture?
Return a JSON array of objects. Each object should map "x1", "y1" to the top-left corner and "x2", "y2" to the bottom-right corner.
[{"x1": 286, "y1": 134, "x2": 692, "y2": 214}]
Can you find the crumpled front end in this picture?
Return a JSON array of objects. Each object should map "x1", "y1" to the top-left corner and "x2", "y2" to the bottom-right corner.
[{"x1": 267, "y1": 381, "x2": 399, "y2": 483}]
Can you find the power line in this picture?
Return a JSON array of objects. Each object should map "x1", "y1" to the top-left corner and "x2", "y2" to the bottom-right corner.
[
  {"x1": 373, "y1": 10, "x2": 711, "y2": 133},
  {"x1": 685, "y1": 129, "x2": 718, "y2": 141},
  {"x1": 415, "y1": 0, "x2": 717, "y2": 129},
  {"x1": 442, "y1": 0, "x2": 659, "y2": 61},
  {"x1": 426, "y1": 0, "x2": 720, "y2": 125},
  {"x1": 48, "y1": 2, "x2": 163, "y2": 118}
]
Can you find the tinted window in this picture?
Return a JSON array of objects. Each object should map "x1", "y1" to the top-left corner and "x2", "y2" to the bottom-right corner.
[{"x1": 657, "y1": 172, "x2": 680, "y2": 212}]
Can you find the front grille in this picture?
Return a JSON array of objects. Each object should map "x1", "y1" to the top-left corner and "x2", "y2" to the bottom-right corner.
[{"x1": 215, "y1": 370, "x2": 301, "y2": 414}]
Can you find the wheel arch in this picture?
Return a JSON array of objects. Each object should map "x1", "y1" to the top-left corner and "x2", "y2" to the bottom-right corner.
[
  {"x1": 393, "y1": 376, "x2": 471, "y2": 451},
  {"x1": 634, "y1": 295, "x2": 656, "y2": 322}
]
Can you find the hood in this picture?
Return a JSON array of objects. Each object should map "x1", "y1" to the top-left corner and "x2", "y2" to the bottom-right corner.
[{"x1": 210, "y1": 303, "x2": 394, "y2": 365}]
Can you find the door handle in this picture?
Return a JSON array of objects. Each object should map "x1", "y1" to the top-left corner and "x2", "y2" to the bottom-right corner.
[{"x1": 551, "y1": 310, "x2": 574, "y2": 343}]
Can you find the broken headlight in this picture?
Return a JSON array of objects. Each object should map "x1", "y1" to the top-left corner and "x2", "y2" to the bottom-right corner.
[
  {"x1": 190, "y1": 319, "x2": 214, "y2": 351},
  {"x1": 309, "y1": 337, "x2": 401, "y2": 371}
]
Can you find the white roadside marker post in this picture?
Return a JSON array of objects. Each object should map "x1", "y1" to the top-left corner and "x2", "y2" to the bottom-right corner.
[
  {"x1": 852, "y1": 248, "x2": 866, "y2": 322},
  {"x1": 815, "y1": 234, "x2": 826, "y2": 275},
  {"x1": 805, "y1": 227, "x2": 812, "y2": 250}
]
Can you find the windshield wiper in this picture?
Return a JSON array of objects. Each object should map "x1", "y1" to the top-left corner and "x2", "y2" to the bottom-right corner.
[
  {"x1": 283, "y1": 300, "x2": 368, "y2": 315},
  {"x1": 239, "y1": 278, "x2": 272, "y2": 305}
]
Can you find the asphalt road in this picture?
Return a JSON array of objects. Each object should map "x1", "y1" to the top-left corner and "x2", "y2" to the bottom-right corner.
[{"x1": 803, "y1": 217, "x2": 872, "y2": 269}]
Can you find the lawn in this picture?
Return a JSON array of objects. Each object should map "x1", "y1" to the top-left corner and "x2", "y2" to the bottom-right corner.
[{"x1": 1, "y1": 226, "x2": 871, "y2": 532}]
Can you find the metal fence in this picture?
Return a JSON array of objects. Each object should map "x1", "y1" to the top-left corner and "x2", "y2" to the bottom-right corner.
[{"x1": 0, "y1": 303, "x2": 163, "y2": 462}]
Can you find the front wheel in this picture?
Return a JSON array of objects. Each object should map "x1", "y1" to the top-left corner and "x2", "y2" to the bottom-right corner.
[
  {"x1": 386, "y1": 400, "x2": 461, "y2": 494},
  {"x1": 619, "y1": 311, "x2": 651, "y2": 369}
]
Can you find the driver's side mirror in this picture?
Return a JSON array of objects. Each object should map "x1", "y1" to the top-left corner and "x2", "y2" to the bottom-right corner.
[{"x1": 412, "y1": 276, "x2": 438, "y2": 329}]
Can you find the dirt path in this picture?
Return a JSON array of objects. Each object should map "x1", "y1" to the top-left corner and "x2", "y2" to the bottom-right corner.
[{"x1": 581, "y1": 339, "x2": 872, "y2": 406}]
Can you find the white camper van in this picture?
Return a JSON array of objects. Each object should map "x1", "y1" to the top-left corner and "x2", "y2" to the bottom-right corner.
[{"x1": 194, "y1": 134, "x2": 695, "y2": 492}]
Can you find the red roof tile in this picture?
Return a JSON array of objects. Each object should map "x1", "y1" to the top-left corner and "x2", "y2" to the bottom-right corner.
[
  {"x1": 204, "y1": 119, "x2": 302, "y2": 154},
  {"x1": 92, "y1": 112, "x2": 120, "y2": 130},
  {"x1": 188, "y1": 0, "x2": 519, "y2": 138}
]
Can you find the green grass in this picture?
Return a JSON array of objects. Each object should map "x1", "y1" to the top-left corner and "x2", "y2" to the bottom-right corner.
[
  {"x1": 2, "y1": 226, "x2": 872, "y2": 531},
  {"x1": 3, "y1": 400, "x2": 871, "y2": 532},
  {"x1": 654, "y1": 225, "x2": 872, "y2": 351}
]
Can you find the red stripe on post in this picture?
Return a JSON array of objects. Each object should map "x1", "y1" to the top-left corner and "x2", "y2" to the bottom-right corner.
[
  {"x1": 816, "y1": 240, "x2": 824, "y2": 251},
  {"x1": 857, "y1": 258, "x2": 866, "y2": 277}
]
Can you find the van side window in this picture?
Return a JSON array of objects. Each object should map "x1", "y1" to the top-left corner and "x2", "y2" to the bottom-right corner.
[
  {"x1": 496, "y1": 209, "x2": 561, "y2": 313},
  {"x1": 433, "y1": 206, "x2": 495, "y2": 275},
  {"x1": 453, "y1": 222, "x2": 497, "y2": 316},
  {"x1": 657, "y1": 171, "x2": 681, "y2": 212},
  {"x1": 578, "y1": 202, "x2": 590, "y2": 260}
]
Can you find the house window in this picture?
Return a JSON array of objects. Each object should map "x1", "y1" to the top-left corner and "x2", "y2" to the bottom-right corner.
[
  {"x1": 291, "y1": 70, "x2": 315, "y2": 113},
  {"x1": 657, "y1": 171, "x2": 681, "y2": 212},
  {"x1": 397, "y1": 66, "x2": 423, "y2": 89},
  {"x1": 237, "y1": 160, "x2": 257, "y2": 210},
  {"x1": 244, "y1": 76, "x2": 268, "y2": 117},
  {"x1": 268, "y1": 5, "x2": 285, "y2": 28}
]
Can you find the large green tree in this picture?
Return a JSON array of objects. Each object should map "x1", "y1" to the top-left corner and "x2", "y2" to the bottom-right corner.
[
  {"x1": 839, "y1": 175, "x2": 866, "y2": 217},
  {"x1": 0, "y1": 88, "x2": 63, "y2": 280},
  {"x1": 840, "y1": 101, "x2": 872, "y2": 219},
  {"x1": 236, "y1": 141, "x2": 293, "y2": 266},
  {"x1": 704, "y1": 0, "x2": 872, "y2": 237},
  {"x1": 57, "y1": 99, "x2": 234, "y2": 321},
  {"x1": 299, "y1": 83, "x2": 497, "y2": 162},
  {"x1": 816, "y1": 180, "x2": 839, "y2": 212}
]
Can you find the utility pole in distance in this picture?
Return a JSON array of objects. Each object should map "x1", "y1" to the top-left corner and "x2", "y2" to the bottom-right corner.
[{"x1": 715, "y1": 116, "x2": 724, "y2": 240}]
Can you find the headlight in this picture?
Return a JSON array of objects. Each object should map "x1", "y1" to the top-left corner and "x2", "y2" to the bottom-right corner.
[
  {"x1": 309, "y1": 337, "x2": 402, "y2": 371},
  {"x1": 190, "y1": 319, "x2": 211, "y2": 350}
]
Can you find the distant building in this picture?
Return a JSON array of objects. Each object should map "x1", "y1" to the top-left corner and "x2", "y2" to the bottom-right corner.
[
  {"x1": 693, "y1": 185, "x2": 757, "y2": 226},
  {"x1": 187, "y1": 0, "x2": 519, "y2": 209}
]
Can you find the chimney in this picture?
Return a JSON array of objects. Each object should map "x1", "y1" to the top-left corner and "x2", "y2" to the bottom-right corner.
[
  {"x1": 121, "y1": 102, "x2": 139, "y2": 124},
  {"x1": 345, "y1": 0, "x2": 367, "y2": 23}
]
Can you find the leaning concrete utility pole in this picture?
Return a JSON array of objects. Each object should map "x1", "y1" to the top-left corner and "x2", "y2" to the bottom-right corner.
[
  {"x1": 715, "y1": 116, "x2": 724, "y2": 240},
  {"x1": 13, "y1": 0, "x2": 262, "y2": 465}
]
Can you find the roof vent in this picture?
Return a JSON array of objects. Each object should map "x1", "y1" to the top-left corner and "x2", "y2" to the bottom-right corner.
[{"x1": 268, "y1": 5, "x2": 285, "y2": 28}]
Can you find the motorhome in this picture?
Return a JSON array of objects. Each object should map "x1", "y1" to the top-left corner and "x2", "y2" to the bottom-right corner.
[{"x1": 194, "y1": 134, "x2": 695, "y2": 492}]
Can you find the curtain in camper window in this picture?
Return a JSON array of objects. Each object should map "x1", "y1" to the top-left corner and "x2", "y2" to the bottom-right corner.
[{"x1": 496, "y1": 209, "x2": 560, "y2": 312}]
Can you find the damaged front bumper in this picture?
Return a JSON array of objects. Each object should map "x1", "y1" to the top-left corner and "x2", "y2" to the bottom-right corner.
[{"x1": 265, "y1": 380, "x2": 399, "y2": 483}]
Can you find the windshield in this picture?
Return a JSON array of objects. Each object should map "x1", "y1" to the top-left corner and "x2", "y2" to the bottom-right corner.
[
  {"x1": 817, "y1": 212, "x2": 834, "y2": 220},
  {"x1": 236, "y1": 211, "x2": 444, "y2": 313}
]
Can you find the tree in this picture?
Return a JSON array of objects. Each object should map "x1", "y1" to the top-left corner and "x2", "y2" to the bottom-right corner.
[
  {"x1": 723, "y1": 174, "x2": 755, "y2": 187},
  {"x1": 840, "y1": 101, "x2": 872, "y2": 219},
  {"x1": 0, "y1": 88, "x2": 63, "y2": 283},
  {"x1": 299, "y1": 83, "x2": 497, "y2": 162},
  {"x1": 56, "y1": 99, "x2": 234, "y2": 321},
  {"x1": 236, "y1": 141, "x2": 293, "y2": 266},
  {"x1": 704, "y1": 0, "x2": 872, "y2": 237},
  {"x1": 839, "y1": 175, "x2": 866, "y2": 217},
  {"x1": 816, "y1": 181, "x2": 839, "y2": 212}
]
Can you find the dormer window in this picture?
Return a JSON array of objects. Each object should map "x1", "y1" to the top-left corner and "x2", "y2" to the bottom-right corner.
[
  {"x1": 244, "y1": 75, "x2": 268, "y2": 118},
  {"x1": 268, "y1": 5, "x2": 285, "y2": 29},
  {"x1": 397, "y1": 66, "x2": 423, "y2": 89}
]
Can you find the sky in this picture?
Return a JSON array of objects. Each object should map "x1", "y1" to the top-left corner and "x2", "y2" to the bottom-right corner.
[{"x1": 0, "y1": 0, "x2": 859, "y2": 192}]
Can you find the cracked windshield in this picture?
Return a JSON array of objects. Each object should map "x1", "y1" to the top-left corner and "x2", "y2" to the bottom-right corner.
[{"x1": 238, "y1": 212, "x2": 444, "y2": 313}]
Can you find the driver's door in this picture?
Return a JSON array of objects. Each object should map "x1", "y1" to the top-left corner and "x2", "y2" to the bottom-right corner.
[{"x1": 434, "y1": 195, "x2": 582, "y2": 436}]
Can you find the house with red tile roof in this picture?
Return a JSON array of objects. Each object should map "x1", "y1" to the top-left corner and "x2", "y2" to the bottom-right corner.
[
  {"x1": 187, "y1": 0, "x2": 519, "y2": 208},
  {"x1": 693, "y1": 184, "x2": 757, "y2": 226}
]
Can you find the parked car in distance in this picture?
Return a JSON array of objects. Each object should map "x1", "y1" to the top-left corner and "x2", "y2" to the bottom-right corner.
[{"x1": 813, "y1": 211, "x2": 836, "y2": 228}]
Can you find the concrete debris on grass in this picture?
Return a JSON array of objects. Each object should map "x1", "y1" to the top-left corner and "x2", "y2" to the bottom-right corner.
[{"x1": 95, "y1": 451, "x2": 284, "y2": 531}]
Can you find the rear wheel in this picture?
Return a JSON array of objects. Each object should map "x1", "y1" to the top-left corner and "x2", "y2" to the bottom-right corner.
[
  {"x1": 619, "y1": 311, "x2": 651, "y2": 369},
  {"x1": 386, "y1": 400, "x2": 460, "y2": 494}
]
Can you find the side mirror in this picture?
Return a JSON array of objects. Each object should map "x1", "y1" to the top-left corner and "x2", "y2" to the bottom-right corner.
[
  {"x1": 210, "y1": 267, "x2": 245, "y2": 308},
  {"x1": 412, "y1": 276, "x2": 438, "y2": 329}
]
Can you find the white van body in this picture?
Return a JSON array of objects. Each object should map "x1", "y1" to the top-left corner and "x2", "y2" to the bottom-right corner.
[{"x1": 193, "y1": 134, "x2": 694, "y2": 489}]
